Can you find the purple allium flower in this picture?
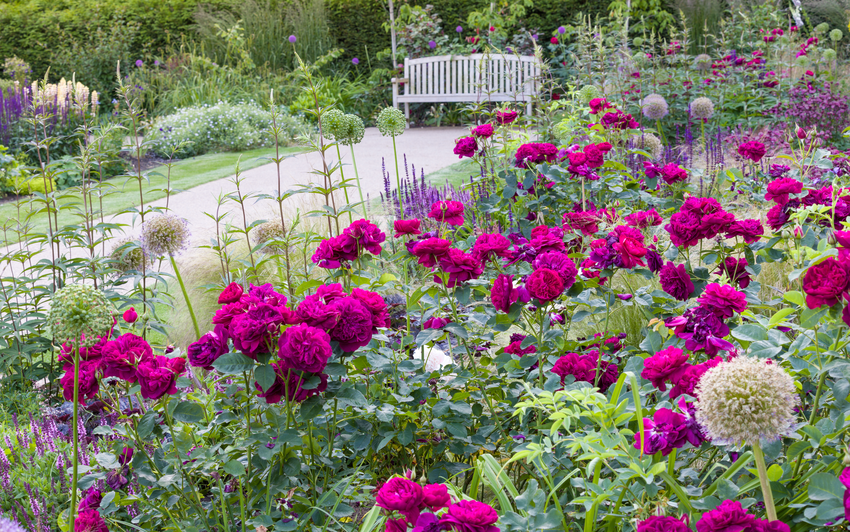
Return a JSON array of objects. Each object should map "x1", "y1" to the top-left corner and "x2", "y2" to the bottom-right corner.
[
  {"x1": 428, "y1": 40, "x2": 436, "y2": 49},
  {"x1": 557, "y1": 26, "x2": 566, "y2": 34},
  {"x1": 135, "y1": 60, "x2": 143, "y2": 67},
  {"x1": 531, "y1": 34, "x2": 538, "y2": 40},
  {"x1": 456, "y1": 26, "x2": 463, "y2": 33},
  {"x1": 154, "y1": 60, "x2": 160, "y2": 66},
  {"x1": 352, "y1": 57, "x2": 359, "y2": 65},
  {"x1": 289, "y1": 35, "x2": 297, "y2": 43}
]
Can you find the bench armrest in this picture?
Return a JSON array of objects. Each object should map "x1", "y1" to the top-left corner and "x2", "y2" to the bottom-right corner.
[{"x1": 391, "y1": 78, "x2": 410, "y2": 84}]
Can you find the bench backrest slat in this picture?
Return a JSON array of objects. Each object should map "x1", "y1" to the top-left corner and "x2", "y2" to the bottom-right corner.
[{"x1": 402, "y1": 54, "x2": 541, "y2": 98}]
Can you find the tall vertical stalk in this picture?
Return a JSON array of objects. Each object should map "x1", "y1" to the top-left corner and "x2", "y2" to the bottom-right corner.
[{"x1": 752, "y1": 441, "x2": 778, "y2": 521}]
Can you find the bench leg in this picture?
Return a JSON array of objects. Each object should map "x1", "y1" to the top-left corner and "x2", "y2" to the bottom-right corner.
[{"x1": 405, "y1": 103, "x2": 410, "y2": 128}]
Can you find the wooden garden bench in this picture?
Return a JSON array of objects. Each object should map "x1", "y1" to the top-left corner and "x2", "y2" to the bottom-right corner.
[{"x1": 392, "y1": 53, "x2": 543, "y2": 125}]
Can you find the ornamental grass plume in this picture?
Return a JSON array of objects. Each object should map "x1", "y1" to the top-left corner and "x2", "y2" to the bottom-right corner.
[
  {"x1": 690, "y1": 97, "x2": 715, "y2": 120},
  {"x1": 696, "y1": 356, "x2": 799, "y2": 521},
  {"x1": 140, "y1": 214, "x2": 190, "y2": 257}
]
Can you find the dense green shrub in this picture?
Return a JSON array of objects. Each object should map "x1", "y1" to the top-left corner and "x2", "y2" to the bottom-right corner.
[{"x1": 146, "y1": 101, "x2": 305, "y2": 157}]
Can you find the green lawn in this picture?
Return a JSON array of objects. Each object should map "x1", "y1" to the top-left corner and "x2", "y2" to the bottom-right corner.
[
  {"x1": 425, "y1": 158, "x2": 479, "y2": 188},
  {"x1": 0, "y1": 146, "x2": 303, "y2": 245}
]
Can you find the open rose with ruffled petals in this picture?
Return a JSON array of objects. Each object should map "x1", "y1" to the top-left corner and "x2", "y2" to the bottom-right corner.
[
  {"x1": 491, "y1": 274, "x2": 518, "y2": 313},
  {"x1": 803, "y1": 257, "x2": 850, "y2": 308},
  {"x1": 376, "y1": 477, "x2": 424, "y2": 524},
  {"x1": 436, "y1": 249, "x2": 483, "y2": 288},
  {"x1": 278, "y1": 324, "x2": 332, "y2": 373},
  {"x1": 438, "y1": 500, "x2": 499, "y2": 532},
  {"x1": 394, "y1": 219, "x2": 422, "y2": 238},
  {"x1": 428, "y1": 201, "x2": 465, "y2": 226},
  {"x1": 187, "y1": 325, "x2": 229, "y2": 370},
  {"x1": 453, "y1": 137, "x2": 477, "y2": 158},
  {"x1": 642, "y1": 346, "x2": 690, "y2": 391},
  {"x1": 102, "y1": 333, "x2": 154, "y2": 383}
]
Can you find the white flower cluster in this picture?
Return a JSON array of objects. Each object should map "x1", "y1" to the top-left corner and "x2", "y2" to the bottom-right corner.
[
  {"x1": 49, "y1": 284, "x2": 114, "y2": 347},
  {"x1": 140, "y1": 214, "x2": 191, "y2": 257},
  {"x1": 641, "y1": 94, "x2": 669, "y2": 120},
  {"x1": 147, "y1": 101, "x2": 303, "y2": 157},
  {"x1": 690, "y1": 97, "x2": 715, "y2": 120}
]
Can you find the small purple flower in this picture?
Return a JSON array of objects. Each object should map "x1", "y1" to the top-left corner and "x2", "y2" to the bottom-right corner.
[
  {"x1": 617, "y1": 294, "x2": 633, "y2": 301},
  {"x1": 154, "y1": 60, "x2": 160, "y2": 66},
  {"x1": 135, "y1": 59, "x2": 143, "y2": 67},
  {"x1": 428, "y1": 40, "x2": 436, "y2": 49},
  {"x1": 558, "y1": 26, "x2": 566, "y2": 34},
  {"x1": 289, "y1": 35, "x2": 297, "y2": 43},
  {"x1": 352, "y1": 57, "x2": 359, "y2": 65},
  {"x1": 456, "y1": 26, "x2": 463, "y2": 33},
  {"x1": 531, "y1": 34, "x2": 538, "y2": 40}
]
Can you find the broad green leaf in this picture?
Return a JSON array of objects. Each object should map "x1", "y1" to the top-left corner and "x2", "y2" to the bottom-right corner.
[
  {"x1": 212, "y1": 352, "x2": 255, "y2": 375},
  {"x1": 172, "y1": 401, "x2": 205, "y2": 424},
  {"x1": 223, "y1": 460, "x2": 246, "y2": 477},
  {"x1": 808, "y1": 473, "x2": 845, "y2": 501}
]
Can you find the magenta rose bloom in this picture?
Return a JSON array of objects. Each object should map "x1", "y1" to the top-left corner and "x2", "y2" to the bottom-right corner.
[
  {"x1": 342, "y1": 219, "x2": 386, "y2": 256},
  {"x1": 803, "y1": 257, "x2": 850, "y2": 308},
  {"x1": 533, "y1": 252, "x2": 577, "y2": 288},
  {"x1": 514, "y1": 142, "x2": 558, "y2": 168},
  {"x1": 297, "y1": 294, "x2": 342, "y2": 329},
  {"x1": 351, "y1": 288, "x2": 390, "y2": 328},
  {"x1": 495, "y1": 110, "x2": 518, "y2": 124},
  {"x1": 436, "y1": 248, "x2": 483, "y2": 288},
  {"x1": 738, "y1": 140, "x2": 767, "y2": 162},
  {"x1": 717, "y1": 257, "x2": 752, "y2": 288},
  {"x1": 453, "y1": 136, "x2": 478, "y2": 158},
  {"x1": 385, "y1": 518, "x2": 408, "y2": 532},
  {"x1": 78, "y1": 488, "x2": 102, "y2": 511},
  {"x1": 765, "y1": 178, "x2": 803, "y2": 205},
  {"x1": 840, "y1": 467, "x2": 850, "y2": 522},
  {"x1": 612, "y1": 225, "x2": 647, "y2": 268},
  {"x1": 725, "y1": 218, "x2": 764, "y2": 243},
  {"x1": 213, "y1": 298, "x2": 250, "y2": 327},
  {"x1": 637, "y1": 516, "x2": 690, "y2": 532},
  {"x1": 642, "y1": 347, "x2": 690, "y2": 391},
  {"x1": 376, "y1": 477, "x2": 424, "y2": 524},
  {"x1": 696, "y1": 500, "x2": 756, "y2": 532},
  {"x1": 218, "y1": 282, "x2": 244, "y2": 304},
  {"x1": 669, "y1": 360, "x2": 714, "y2": 399},
  {"x1": 526, "y1": 268, "x2": 564, "y2": 302},
  {"x1": 660, "y1": 163, "x2": 688, "y2": 184},
  {"x1": 277, "y1": 324, "x2": 333, "y2": 373},
  {"x1": 422, "y1": 484, "x2": 451, "y2": 511},
  {"x1": 659, "y1": 262, "x2": 695, "y2": 301},
  {"x1": 75, "y1": 509, "x2": 108, "y2": 532},
  {"x1": 394, "y1": 219, "x2": 422, "y2": 238},
  {"x1": 530, "y1": 231, "x2": 566, "y2": 254},
  {"x1": 328, "y1": 297, "x2": 374, "y2": 351},
  {"x1": 438, "y1": 500, "x2": 499, "y2": 532},
  {"x1": 697, "y1": 283, "x2": 748, "y2": 319},
  {"x1": 187, "y1": 325, "x2": 229, "y2": 370},
  {"x1": 60, "y1": 360, "x2": 100, "y2": 402},
  {"x1": 472, "y1": 233, "x2": 512, "y2": 263},
  {"x1": 491, "y1": 274, "x2": 518, "y2": 313},
  {"x1": 634, "y1": 408, "x2": 697, "y2": 456},
  {"x1": 411, "y1": 238, "x2": 452, "y2": 267},
  {"x1": 423, "y1": 317, "x2": 451, "y2": 329},
  {"x1": 471, "y1": 123, "x2": 494, "y2": 138},
  {"x1": 624, "y1": 209, "x2": 663, "y2": 229},
  {"x1": 257, "y1": 363, "x2": 328, "y2": 403},
  {"x1": 563, "y1": 211, "x2": 600, "y2": 236},
  {"x1": 665, "y1": 211, "x2": 703, "y2": 248},
  {"x1": 136, "y1": 356, "x2": 184, "y2": 400},
  {"x1": 312, "y1": 234, "x2": 359, "y2": 268},
  {"x1": 552, "y1": 353, "x2": 595, "y2": 384},
  {"x1": 102, "y1": 333, "x2": 154, "y2": 383},
  {"x1": 428, "y1": 201, "x2": 465, "y2": 226},
  {"x1": 230, "y1": 303, "x2": 284, "y2": 359}
]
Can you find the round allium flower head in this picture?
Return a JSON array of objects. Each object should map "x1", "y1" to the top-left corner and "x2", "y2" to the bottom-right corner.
[
  {"x1": 342, "y1": 114, "x2": 365, "y2": 145},
  {"x1": 634, "y1": 133, "x2": 663, "y2": 159},
  {"x1": 323, "y1": 108, "x2": 347, "y2": 141},
  {"x1": 110, "y1": 236, "x2": 152, "y2": 273},
  {"x1": 288, "y1": 35, "x2": 297, "y2": 43},
  {"x1": 695, "y1": 356, "x2": 799, "y2": 446},
  {"x1": 642, "y1": 94, "x2": 668, "y2": 120},
  {"x1": 694, "y1": 53, "x2": 712, "y2": 70},
  {"x1": 377, "y1": 107, "x2": 406, "y2": 137},
  {"x1": 823, "y1": 48, "x2": 837, "y2": 61},
  {"x1": 253, "y1": 221, "x2": 287, "y2": 254},
  {"x1": 795, "y1": 55, "x2": 810, "y2": 67},
  {"x1": 428, "y1": 40, "x2": 436, "y2": 49},
  {"x1": 49, "y1": 285, "x2": 114, "y2": 347},
  {"x1": 577, "y1": 84, "x2": 601, "y2": 104},
  {"x1": 456, "y1": 26, "x2": 463, "y2": 33},
  {"x1": 140, "y1": 214, "x2": 190, "y2": 257},
  {"x1": 690, "y1": 97, "x2": 714, "y2": 120},
  {"x1": 352, "y1": 57, "x2": 359, "y2": 65},
  {"x1": 829, "y1": 29, "x2": 843, "y2": 42}
]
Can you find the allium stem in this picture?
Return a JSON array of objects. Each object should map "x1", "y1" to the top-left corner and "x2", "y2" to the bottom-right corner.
[
  {"x1": 349, "y1": 145, "x2": 367, "y2": 218},
  {"x1": 392, "y1": 136, "x2": 405, "y2": 219},
  {"x1": 334, "y1": 143, "x2": 353, "y2": 224},
  {"x1": 69, "y1": 345, "x2": 80, "y2": 532},
  {"x1": 752, "y1": 441, "x2": 778, "y2": 521},
  {"x1": 170, "y1": 254, "x2": 200, "y2": 340}
]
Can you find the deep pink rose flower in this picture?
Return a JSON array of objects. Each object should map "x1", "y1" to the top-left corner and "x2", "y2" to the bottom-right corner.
[
  {"x1": 137, "y1": 355, "x2": 184, "y2": 400},
  {"x1": 665, "y1": 211, "x2": 703, "y2": 248},
  {"x1": 75, "y1": 509, "x2": 109, "y2": 532},
  {"x1": 436, "y1": 248, "x2": 483, "y2": 288},
  {"x1": 514, "y1": 143, "x2": 558, "y2": 168},
  {"x1": 643, "y1": 161, "x2": 662, "y2": 179},
  {"x1": 60, "y1": 360, "x2": 100, "y2": 402},
  {"x1": 634, "y1": 408, "x2": 701, "y2": 456},
  {"x1": 422, "y1": 484, "x2": 450, "y2": 511},
  {"x1": 122, "y1": 307, "x2": 137, "y2": 323},
  {"x1": 583, "y1": 143, "x2": 606, "y2": 168},
  {"x1": 428, "y1": 201, "x2": 465, "y2": 226},
  {"x1": 695, "y1": 500, "x2": 756, "y2": 532},
  {"x1": 351, "y1": 288, "x2": 390, "y2": 328},
  {"x1": 454, "y1": 136, "x2": 478, "y2": 158},
  {"x1": 530, "y1": 231, "x2": 566, "y2": 254},
  {"x1": 669, "y1": 362, "x2": 710, "y2": 399},
  {"x1": 438, "y1": 500, "x2": 499, "y2": 532},
  {"x1": 637, "y1": 516, "x2": 689, "y2": 532},
  {"x1": 660, "y1": 163, "x2": 688, "y2": 184},
  {"x1": 218, "y1": 282, "x2": 244, "y2": 304},
  {"x1": 187, "y1": 324, "x2": 229, "y2": 370},
  {"x1": 385, "y1": 518, "x2": 408, "y2": 532},
  {"x1": 328, "y1": 297, "x2": 374, "y2": 351},
  {"x1": 659, "y1": 262, "x2": 694, "y2": 301},
  {"x1": 642, "y1": 347, "x2": 690, "y2": 391},
  {"x1": 612, "y1": 225, "x2": 647, "y2": 268},
  {"x1": 563, "y1": 211, "x2": 600, "y2": 236},
  {"x1": 588, "y1": 98, "x2": 611, "y2": 114},
  {"x1": 667, "y1": 307, "x2": 733, "y2": 356},
  {"x1": 471, "y1": 123, "x2": 494, "y2": 138},
  {"x1": 552, "y1": 351, "x2": 618, "y2": 391},
  {"x1": 766, "y1": 202, "x2": 794, "y2": 231},
  {"x1": 423, "y1": 317, "x2": 452, "y2": 329},
  {"x1": 491, "y1": 274, "x2": 518, "y2": 313},
  {"x1": 716, "y1": 257, "x2": 752, "y2": 288},
  {"x1": 533, "y1": 252, "x2": 577, "y2": 288},
  {"x1": 376, "y1": 477, "x2": 424, "y2": 523},
  {"x1": 312, "y1": 234, "x2": 359, "y2": 268},
  {"x1": 802, "y1": 257, "x2": 850, "y2": 308},
  {"x1": 505, "y1": 338, "x2": 536, "y2": 357},
  {"x1": 342, "y1": 219, "x2": 386, "y2": 256},
  {"x1": 526, "y1": 268, "x2": 564, "y2": 302},
  {"x1": 472, "y1": 233, "x2": 512, "y2": 262},
  {"x1": 257, "y1": 363, "x2": 328, "y2": 403},
  {"x1": 738, "y1": 140, "x2": 767, "y2": 162},
  {"x1": 624, "y1": 209, "x2": 663, "y2": 229},
  {"x1": 102, "y1": 333, "x2": 154, "y2": 383},
  {"x1": 297, "y1": 294, "x2": 342, "y2": 329},
  {"x1": 697, "y1": 283, "x2": 748, "y2": 319},
  {"x1": 411, "y1": 238, "x2": 452, "y2": 267},
  {"x1": 230, "y1": 303, "x2": 284, "y2": 359},
  {"x1": 394, "y1": 219, "x2": 422, "y2": 238},
  {"x1": 78, "y1": 488, "x2": 102, "y2": 511},
  {"x1": 495, "y1": 110, "x2": 518, "y2": 124},
  {"x1": 277, "y1": 324, "x2": 332, "y2": 373},
  {"x1": 725, "y1": 219, "x2": 764, "y2": 243},
  {"x1": 765, "y1": 178, "x2": 803, "y2": 205},
  {"x1": 213, "y1": 299, "x2": 250, "y2": 327}
]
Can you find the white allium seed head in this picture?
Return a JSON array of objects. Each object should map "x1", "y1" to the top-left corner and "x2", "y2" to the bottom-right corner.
[
  {"x1": 110, "y1": 236, "x2": 152, "y2": 273},
  {"x1": 642, "y1": 94, "x2": 669, "y2": 120},
  {"x1": 690, "y1": 97, "x2": 715, "y2": 120},
  {"x1": 634, "y1": 133, "x2": 663, "y2": 159},
  {"x1": 695, "y1": 356, "x2": 799, "y2": 446},
  {"x1": 829, "y1": 29, "x2": 843, "y2": 42},
  {"x1": 253, "y1": 220, "x2": 287, "y2": 254},
  {"x1": 140, "y1": 214, "x2": 190, "y2": 257},
  {"x1": 694, "y1": 54, "x2": 712, "y2": 70},
  {"x1": 376, "y1": 107, "x2": 406, "y2": 137}
]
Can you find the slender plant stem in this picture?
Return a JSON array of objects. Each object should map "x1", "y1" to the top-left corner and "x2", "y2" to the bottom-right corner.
[
  {"x1": 169, "y1": 254, "x2": 200, "y2": 339},
  {"x1": 334, "y1": 144, "x2": 353, "y2": 224},
  {"x1": 349, "y1": 144, "x2": 367, "y2": 218},
  {"x1": 69, "y1": 345, "x2": 81, "y2": 532},
  {"x1": 392, "y1": 136, "x2": 404, "y2": 218},
  {"x1": 752, "y1": 441, "x2": 778, "y2": 521}
]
